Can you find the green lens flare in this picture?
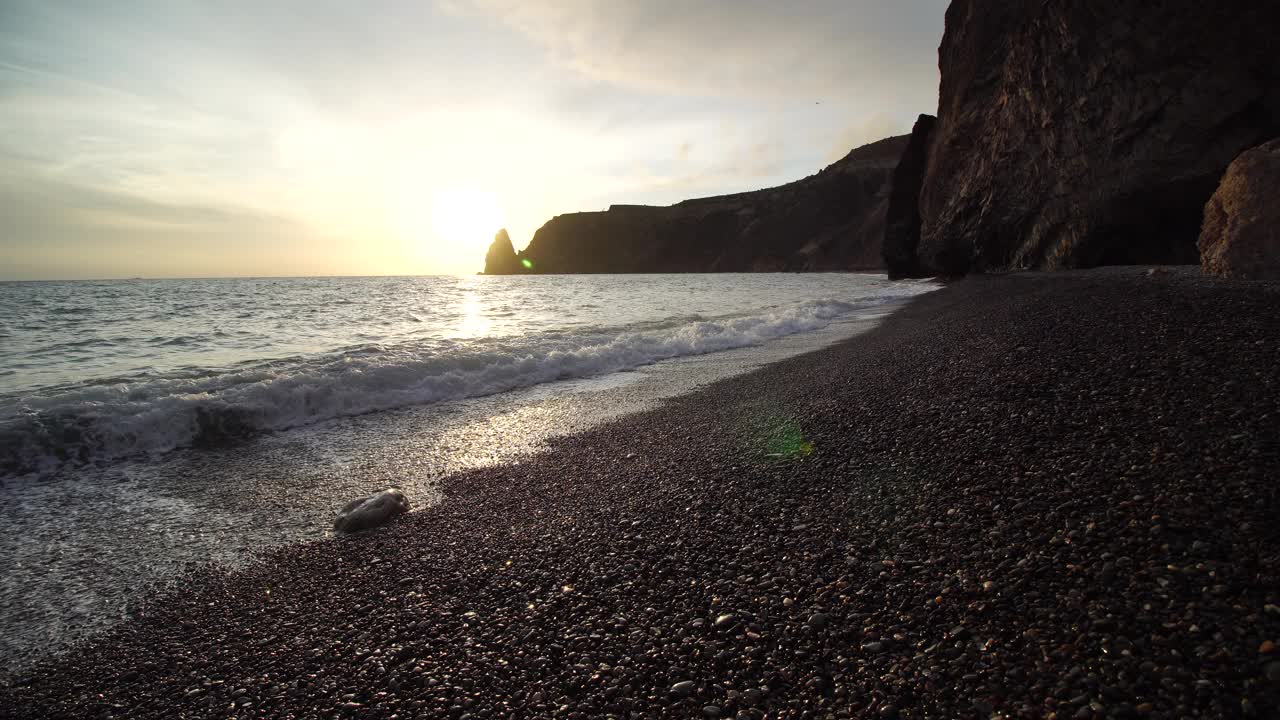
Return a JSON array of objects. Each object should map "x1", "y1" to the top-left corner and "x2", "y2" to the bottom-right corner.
[
  {"x1": 520, "y1": 258, "x2": 533, "y2": 269},
  {"x1": 762, "y1": 417, "x2": 814, "y2": 460}
]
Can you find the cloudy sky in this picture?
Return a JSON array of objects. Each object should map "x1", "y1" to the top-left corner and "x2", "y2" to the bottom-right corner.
[{"x1": 0, "y1": 0, "x2": 947, "y2": 279}]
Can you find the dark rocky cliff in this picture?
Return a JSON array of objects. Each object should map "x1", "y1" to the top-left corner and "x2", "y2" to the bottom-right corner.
[
  {"x1": 887, "y1": 0, "x2": 1280, "y2": 276},
  {"x1": 882, "y1": 114, "x2": 936, "y2": 279},
  {"x1": 482, "y1": 135, "x2": 907, "y2": 274}
]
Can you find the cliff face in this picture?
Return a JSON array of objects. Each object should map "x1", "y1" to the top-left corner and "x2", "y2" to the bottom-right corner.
[
  {"x1": 903, "y1": 0, "x2": 1280, "y2": 275},
  {"x1": 882, "y1": 114, "x2": 937, "y2": 279},
  {"x1": 483, "y1": 135, "x2": 908, "y2": 274}
]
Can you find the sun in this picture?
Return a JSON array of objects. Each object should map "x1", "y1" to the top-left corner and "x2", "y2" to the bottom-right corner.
[{"x1": 430, "y1": 188, "x2": 505, "y2": 254}]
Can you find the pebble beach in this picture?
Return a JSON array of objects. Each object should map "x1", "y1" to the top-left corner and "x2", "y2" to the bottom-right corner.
[{"x1": 4, "y1": 268, "x2": 1278, "y2": 719}]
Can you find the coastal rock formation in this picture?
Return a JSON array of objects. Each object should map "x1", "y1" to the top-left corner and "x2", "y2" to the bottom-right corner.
[
  {"x1": 882, "y1": 114, "x2": 936, "y2": 279},
  {"x1": 483, "y1": 229, "x2": 524, "y2": 275},
  {"x1": 333, "y1": 488, "x2": 410, "y2": 533},
  {"x1": 1199, "y1": 139, "x2": 1280, "y2": 280},
  {"x1": 484, "y1": 135, "x2": 908, "y2": 274},
  {"x1": 904, "y1": 0, "x2": 1280, "y2": 275}
]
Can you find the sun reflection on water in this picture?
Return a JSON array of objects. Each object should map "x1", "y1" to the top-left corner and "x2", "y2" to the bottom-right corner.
[{"x1": 456, "y1": 292, "x2": 492, "y2": 338}]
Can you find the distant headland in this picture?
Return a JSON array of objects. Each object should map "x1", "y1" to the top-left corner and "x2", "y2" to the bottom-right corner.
[{"x1": 485, "y1": 135, "x2": 908, "y2": 274}]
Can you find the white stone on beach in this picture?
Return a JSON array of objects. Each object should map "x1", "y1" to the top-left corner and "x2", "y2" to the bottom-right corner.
[{"x1": 333, "y1": 488, "x2": 410, "y2": 533}]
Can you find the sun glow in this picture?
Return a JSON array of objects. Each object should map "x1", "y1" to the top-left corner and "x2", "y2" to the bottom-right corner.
[{"x1": 430, "y1": 188, "x2": 505, "y2": 262}]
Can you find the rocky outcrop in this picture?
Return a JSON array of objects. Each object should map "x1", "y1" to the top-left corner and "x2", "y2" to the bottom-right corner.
[
  {"x1": 882, "y1": 114, "x2": 936, "y2": 279},
  {"x1": 483, "y1": 229, "x2": 524, "y2": 275},
  {"x1": 903, "y1": 0, "x2": 1280, "y2": 275},
  {"x1": 333, "y1": 488, "x2": 410, "y2": 533},
  {"x1": 484, "y1": 135, "x2": 908, "y2": 274},
  {"x1": 1199, "y1": 139, "x2": 1280, "y2": 280}
]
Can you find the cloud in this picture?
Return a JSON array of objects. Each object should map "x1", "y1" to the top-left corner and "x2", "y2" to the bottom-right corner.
[
  {"x1": 454, "y1": 0, "x2": 946, "y2": 102},
  {"x1": 0, "y1": 163, "x2": 342, "y2": 279}
]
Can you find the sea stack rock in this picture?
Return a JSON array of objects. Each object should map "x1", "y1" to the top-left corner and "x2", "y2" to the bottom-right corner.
[
  {"x1": 483, "y1": 229, "x2": 524, "y2": 275},
  {"x1": 904, "y1": 0, "x2": 1280, "y2": 275},
  {"x1": 1199, "y1": 139, "x2": 1280, "y2": 281},
  {"x1": 882, "y1": 114, "x2": 936, "y2": 279},
  {"x1": 333, "y1": 488, "x2": 410, "y2": 533}
]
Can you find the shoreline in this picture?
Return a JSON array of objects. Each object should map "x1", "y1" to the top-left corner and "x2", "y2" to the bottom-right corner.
[
  {"x1": 4, "y1": 268, "x2": 1279, "y2": 718},
  {"x1": 0, "y1": 281, "x2": 917, "y2": 676}
]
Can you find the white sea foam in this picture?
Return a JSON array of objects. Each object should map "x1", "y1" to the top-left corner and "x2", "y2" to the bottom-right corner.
[{"x1": 0, "y1": 278, "x2": 935, "y2": 475}]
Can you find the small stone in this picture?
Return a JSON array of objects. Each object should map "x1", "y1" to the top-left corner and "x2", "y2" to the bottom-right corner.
[
  {"x1": 1265, "y1": 661, "x2": 1280, "y2": 684},
  {"x1": 861, "y1": 641, "x2": 885, "y2": 653},
  {"x1": 1135, "y1": 703, "x2": 1154, "y2": 714},
  {"x1": 1099, "y1": 562, "x2": 1117, "y2": 583},
  {"x1": 1259, "y1": 640, "x2": 1276, "y2": 654},
  {"x1": 715, "y1": 613, "x2": 737, "y2": 629},
  {"x1": 949, "y1": 625, "x2": 970, "y2": 640},
  {"x1": 879, "y1": 704, "x2": 899, "y2": 718},
  {"x1": 671, "y1": 681, "x2": 696, "y2": 697},
  {"x1": 702, "y1": 706, "x2": 722, "y2": 718},
  {"x1": 807, "y1": 613, "x2": 830, "y2": 629}
]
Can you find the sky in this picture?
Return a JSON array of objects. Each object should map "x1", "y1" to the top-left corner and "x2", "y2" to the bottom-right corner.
[{"x1": 0, "y1": 0, "x2": 948, "y2": 279}]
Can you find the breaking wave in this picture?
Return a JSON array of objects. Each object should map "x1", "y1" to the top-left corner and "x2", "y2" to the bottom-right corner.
[{"x1": 0, "y1": 293, "x2": 919, "y2": 477}]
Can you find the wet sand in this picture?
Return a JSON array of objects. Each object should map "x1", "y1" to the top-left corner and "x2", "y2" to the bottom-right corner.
[{"x1": 4, "y1": 269, "x2": 1278, "y2": 719}]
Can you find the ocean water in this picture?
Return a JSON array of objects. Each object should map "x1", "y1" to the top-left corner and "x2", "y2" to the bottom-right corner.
[{"x1": 0, "y1": 273, "x2": 935, "y2": 673}]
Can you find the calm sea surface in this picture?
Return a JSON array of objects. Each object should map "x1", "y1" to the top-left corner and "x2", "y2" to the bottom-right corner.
[{"x1": 0, "y1": 273, "x2": 935, "y2": 672}]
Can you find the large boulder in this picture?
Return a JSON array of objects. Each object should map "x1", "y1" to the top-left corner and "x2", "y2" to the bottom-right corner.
[
  {"x1": 910, "y1": 0, "x2": 1280, "y2": 275},
  {"x1": 333, "y1": 488, "x2": 410, "y2": 533},
  {"x1": 1199, "y1": 139, "x2": 1280, "y2": 280},
  {"x1": 883, "y1": 114, "x2": 937, "y2": 279},
  {"x1": 483, "y1": 229, "x2": 525, "y2": 275}
]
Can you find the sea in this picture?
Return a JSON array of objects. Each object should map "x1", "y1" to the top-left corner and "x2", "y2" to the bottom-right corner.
[{"x1": 0, "y1": 273, "x2": 935, "y2": 674}]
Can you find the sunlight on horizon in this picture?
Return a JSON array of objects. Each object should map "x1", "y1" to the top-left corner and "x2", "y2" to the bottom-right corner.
[
  {"x1": 428, "y1": 187, "x2": 506, "y2": 273},
  {"x1": 0, "y1": 1, "x2": 948, "y2": 280}
]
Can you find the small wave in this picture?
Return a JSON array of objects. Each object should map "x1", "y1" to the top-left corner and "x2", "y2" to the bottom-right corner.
[
  {"x1": 0, "y1": 292, "x2": 928, "y2": 477},
  {"x1": 146, "y1": 335, "x2": 204, "y2": 347},
  {"x1": 40, "y1": 337, "x2": 117, "y2": 351}
]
